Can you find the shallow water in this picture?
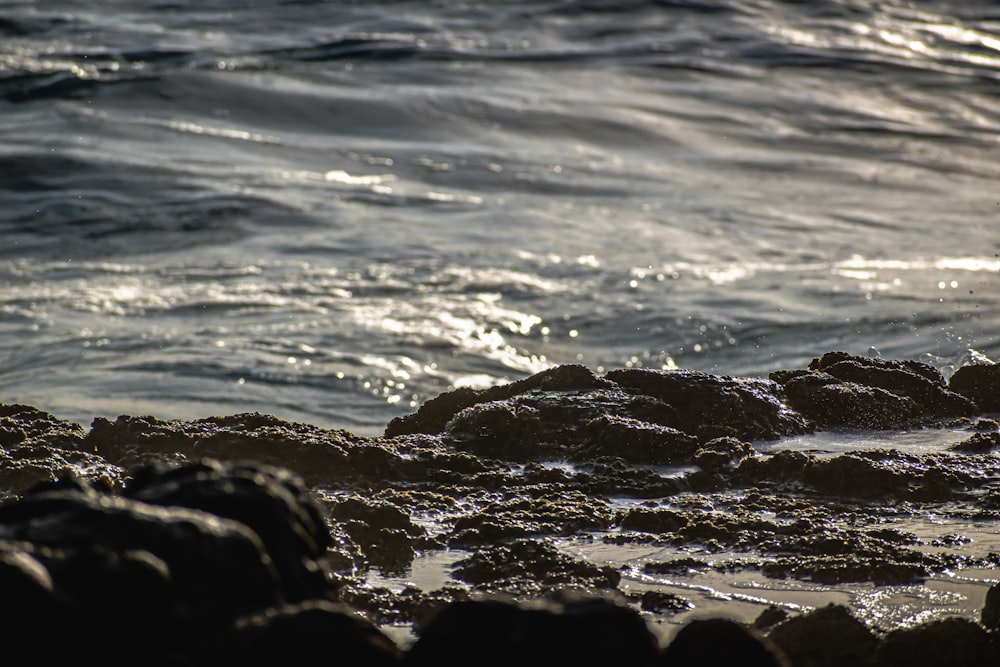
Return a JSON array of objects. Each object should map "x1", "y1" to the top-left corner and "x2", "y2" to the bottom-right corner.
[{"x1": 2, "y1": 0, "x2": 999, "y2": 434}]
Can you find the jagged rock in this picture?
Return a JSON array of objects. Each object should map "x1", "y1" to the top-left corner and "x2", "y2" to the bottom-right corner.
[
  {"x1": 810, "y1": 351, "x2": 975, "y2": 418},
  {"x1": 451, "y1": 539, "x2": 621, "y2": 594},
  {"x1": 0, "y1": 403, "x2": 120, "y2": 499},
  {"x1": 328, "y1": 496, "x2": 426, "y2": 574},
  {"x1": 449, "y1": 491, "x2": 615, "y2": 546},
  {"x1": 385, "y1": 364, "x2": 611, "y2": 436},
  {"x1": 949, "y1": 361, "x2": 1000, "y2": 412},
  {"x1": 777, "y1": 352, "x2": 977, "y2": 429},
  {"x1": 779, "y1": 371, "x2": 923, "y2": 429},
  {"x1": 85, "y1": 412, "x2": 399, "y2": 488},
  {"x1": 948, "y1": 431, "x2": 1000, "y2": 453},
  {"x1": 605, "y1": 367, "x2": 811, "y2": 441}
]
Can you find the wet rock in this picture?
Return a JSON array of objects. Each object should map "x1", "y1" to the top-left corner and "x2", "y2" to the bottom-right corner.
[
  {"x1": 0, "y1": 403, "x2": 120, "y2": 499},
  {"x1": 338, "y1": 583, "x2": 471, "y2": 630},
  {"x1": 404, "y1": 594, "x2": 660, "y2": 667},
  {"x1": 449, "y1": 491, "x2": 615, "y2": 546},
  {"x1": 766, "y1": 603, "x2": 879, "y2": 667},
  {"x1": 85, "y1": 412, "x2": 401, "y2": 488},
  {"x1": 577, "y1": 414, "x2": 699, "y2": 465},
  {"x1": 808, "y1": 351, "x2": 976, "y2": 419},
  {"x1": 948, "y1": 431, "x2": 1000, "y2": 453},
  {"x1": 637, "y1": 589, "x2": 691, "y2": 614},
  {"x1": 386, "y1": 364, "x2": 611, "y2": 437},
  {"x1": 982, "y1": 581, "x2": 1000, "y2": 631},
  {"x1": 760, "y1": 556, "x2": 928, "y2": 586},
  {"x1": 780, "y1": 371, "x2": 923, "y2": 429},
  {"x1": 693, "y1": 436, "x2": 755, "y2": 471},
  {"x1": 752, "y1": 605, "x2": 789, "y2": 632},
  {"x1": 328, "y1": 496, "x2": 427, "y2": 574},
  {"x1": 949, "y1": 361, "x2": 1000, "y2": 413},
  {"x1": 605, "y1": 368, "x2": 811, "y2": 441},
  {"x1": 873, "y1": 617, "x2": 998, "y2": 667},
  {"x1": 440, "y1": 388, "x2": 681, "y2": 464},
  {"x1": 641, "y1": 557, "x2": 710, "y2": 576},
  {"x1": 735, "y1": 449, "x2": 972, "y2": 502},
  {"x1": 619, "y1": 507, "x2": 690, "y2": 534},
  {"x1": 661, "y1": 618, "x2": 791, "y2": 667},
  {"x1": 451, "y1": 539, "x2": 621, "y2": 594}
]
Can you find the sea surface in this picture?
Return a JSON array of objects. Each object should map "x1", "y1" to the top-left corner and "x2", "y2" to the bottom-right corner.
[{"x1": 2, "y1": 0, "x2": 999, "y2": 435}]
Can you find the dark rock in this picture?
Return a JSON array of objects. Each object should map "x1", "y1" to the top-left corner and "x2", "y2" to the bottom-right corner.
[
  {"x1": 949, "y1": 361, "x2": 1000, "y2": 412},
  {"x1": 449, "y1": 491, "x2": 615, "y2": 546},
  {"x1": 874, "y1": 617, "x2": 998, "y2": 667},
  {"x1": 637, "y1": 589, "x2": 691, "y2": 613},
  {"x1": 0, "y1": 403, "x2": 120, "y2": 499},
  {"x1": 451, "y1": 539, "x2": 621, "y2": 593},
  {"x1": 439, "y1": 387, "x2": 681, "y2": 463},
  {"x1": 982, "y1": 581, "x2": 1000, "y2": 631},
  {"x1": 781, "y1": 371, "x2": 923, "y2": 429},
  {"x1": 693, "y1": 436, "x2": 755, "y2": 471},
  {"x1": 124, "y1": 459, "x2": 333, "y2": 602},
  {"x1": 766, "y1": 603, "x2": 879, "y2": 667},
  {"x1": 0, "y1": 476, "x2": 285, "y2": 628},
  {"x1": 752, "y1": 605, "x2": 789, "y2": 632},
  {"x1": 214, "y1": 600, "x2": 402, "y2": 665},
  {"x1": 578, "y1": 414, "x2": 699, "y2": 465},
  {"x1": 948, "y1": 431, "x2": 1000, "y2": 453},
  {"x1": 85, "y1": 412, "x2": 399, "y2": 488},
  {"x1": 404, "y1": 594, "x2": 660, "y2": 666},
  {"x1": 661, "y1": 618, "x2": 791, "y2": 667},
  {"x1": 820, "y1": 360, "x2": 975, "y2": 419},
  {"x1": 620, "y1": 507, "x2": 690, "y2": 534},
  {"x1": 385, "y1": 364, "x2": 610, "y2": 436},
  {"x1": 328, "y1": 496, "x2": 426, "y2": 574},
  {"x1": 605, "y1": 368, "x2": 811, "y2": 441}
]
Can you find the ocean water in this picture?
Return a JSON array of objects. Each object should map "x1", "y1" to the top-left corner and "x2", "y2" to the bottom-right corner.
[{"x1": 2, "y1": 0, "x2": 999, "y2": 435}]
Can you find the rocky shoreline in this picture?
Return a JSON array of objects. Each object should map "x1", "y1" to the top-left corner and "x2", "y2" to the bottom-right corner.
[{"x1": 1, "y1": 351, "x2": 999, "y2": 665}]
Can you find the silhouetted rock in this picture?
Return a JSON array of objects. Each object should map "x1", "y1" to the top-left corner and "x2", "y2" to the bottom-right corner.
[
  {"x1": 980, "y1": 581, "x2": 1000, "y2": 631},
  {"x1": 766, "y1": 604, "x2": 878, "y2": 667},
  {"x1": 874, "y1": 617, "x2": 998, "y2": 667},
  {"x1": 212, "y1": 600, "x2": 401, "y2": 665},
  {"x1": 404, "y1": 594, "x2": 660, "y2": 666},
  {"x1": 661, "y1": 618, "x2": 790, "y2": 667}
]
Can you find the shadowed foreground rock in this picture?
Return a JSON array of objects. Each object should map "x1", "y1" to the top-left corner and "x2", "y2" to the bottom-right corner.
[
  {"x1": 660, "y1": 618, "x2": 790, "y2": 667},
  {"x1": 404, "y1": 595, "x2": 662, "y2": 667}
]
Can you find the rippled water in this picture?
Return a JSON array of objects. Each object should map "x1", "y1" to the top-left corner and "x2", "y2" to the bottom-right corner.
[{"x1": 2, "y1": 0, "x2": 999, "y2": 433}]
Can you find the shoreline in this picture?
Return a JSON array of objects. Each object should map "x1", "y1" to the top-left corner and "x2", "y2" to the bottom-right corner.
[{"x1": 1, "y1": 350, "x2": 999, "y2": 664}]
